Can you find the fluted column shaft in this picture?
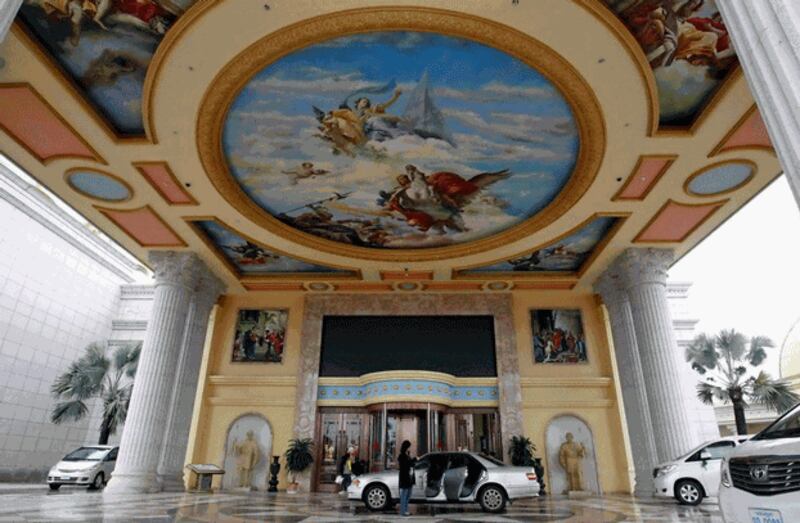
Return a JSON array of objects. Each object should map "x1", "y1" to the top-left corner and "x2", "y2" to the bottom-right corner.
[
  {"x1": 716, "y1": 0, "x2": 800, "y2": 208},
  {"x1": 0, "y1": 0, "x2": 22, "y2": 45},
  {"x1": 105, "y1": 252, "x2": 201, "y2": 494},
  {"x1": 595, "y1": 272, "x2": 658, "y2": 496},
  {"x1": 616, "y1": 248, "x2": 694, "y2": 463},
  {"x1": 157, "y1": 272, "x2": 224, "y2": 491}
]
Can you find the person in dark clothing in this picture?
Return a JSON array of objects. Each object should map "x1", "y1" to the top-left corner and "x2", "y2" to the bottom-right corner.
[
  {"x1": 337, "y1": 446, "x2": 356, "y2": 494},
  {"x1": 398, "y1": 440, "x2": 416, "y2": 516}
]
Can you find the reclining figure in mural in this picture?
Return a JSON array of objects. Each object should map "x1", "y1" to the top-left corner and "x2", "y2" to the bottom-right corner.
[
  {"x1": 380, "y1": 164, "x2": 511, "y2": 234},
  {"x1": 616, "y1": 0, "x2": 736, "y2": 73}
]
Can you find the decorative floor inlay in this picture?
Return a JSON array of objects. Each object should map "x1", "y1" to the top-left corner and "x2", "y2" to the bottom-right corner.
[{"x1": 0, "y1": 485, "x2": 724, "y2": 522}]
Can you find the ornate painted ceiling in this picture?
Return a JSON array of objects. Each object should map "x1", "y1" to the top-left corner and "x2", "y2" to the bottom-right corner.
[{"x1": 0, "y1": 0, "x2": 781, "y2": 293}]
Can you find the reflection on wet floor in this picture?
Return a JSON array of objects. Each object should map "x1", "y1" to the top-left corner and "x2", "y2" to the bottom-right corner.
[{"x1": 0, "y1": 486, "x2": 724, "y2": 522}]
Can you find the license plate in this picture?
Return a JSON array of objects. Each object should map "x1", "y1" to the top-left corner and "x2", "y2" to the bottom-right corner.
[{"x1": 750, "y1": 508, "x2": 784, "y2": 523}]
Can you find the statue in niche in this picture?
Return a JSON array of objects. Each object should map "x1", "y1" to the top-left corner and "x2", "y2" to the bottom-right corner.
[
  {"x1": 558, "y1": 432, "x2": 586, "y2": 494},
  {"x1": 231, "y1": 430, "x2": 261, "y2": 489}
]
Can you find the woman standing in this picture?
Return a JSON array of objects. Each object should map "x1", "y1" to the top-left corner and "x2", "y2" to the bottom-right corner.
[{"x1": 397, "y1": 440, "x2": 415, "y2": 516}]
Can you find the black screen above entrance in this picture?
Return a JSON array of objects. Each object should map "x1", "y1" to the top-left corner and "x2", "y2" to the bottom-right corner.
[{"x1": 319, "y1": 315, "x2": 497, "y2": 377}]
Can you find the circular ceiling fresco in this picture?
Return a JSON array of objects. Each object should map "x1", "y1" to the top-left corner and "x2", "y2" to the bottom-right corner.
[{"x1": 220, "y1": 31, "x2": 580, "y2": 250}]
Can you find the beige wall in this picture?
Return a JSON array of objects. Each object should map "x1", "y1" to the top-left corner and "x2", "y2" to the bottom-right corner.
[{"x1": 189, "y1": 290, "x2": 632, "y2": 493}]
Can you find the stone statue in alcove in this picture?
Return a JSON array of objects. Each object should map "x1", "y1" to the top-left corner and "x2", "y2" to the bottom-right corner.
[{"x1": 231, "y1": 430, "x2": 261, "y2": 489}]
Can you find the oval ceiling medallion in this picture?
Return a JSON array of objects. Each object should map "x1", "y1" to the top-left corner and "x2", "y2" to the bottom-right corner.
[
  {"x1": 65, "y1": 169, "x2": 132, "y2": 202},
  {"x1": 685, "y1": 162, "x2": 755, "y2": 196},
  {"x1": 199, "y1": 9, "x2": 604, "y2": 262}
]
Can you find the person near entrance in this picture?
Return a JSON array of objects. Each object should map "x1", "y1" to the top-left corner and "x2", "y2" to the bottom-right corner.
[
  {"x1": 338, "y1": 446, "x2": 356, "y2": 494},
  {"x1": 398, "y1": 440, "x2": 416, "y2": 516}
]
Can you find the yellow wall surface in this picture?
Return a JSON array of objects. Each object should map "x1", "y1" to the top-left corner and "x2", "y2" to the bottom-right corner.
[{"x1": 189, "y1": 290, "x2": 632, "y2": 493}]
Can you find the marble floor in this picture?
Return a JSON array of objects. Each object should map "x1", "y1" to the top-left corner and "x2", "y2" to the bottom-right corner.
[{"x1": 0, "y1": 485, "x2": 724, "y2": 522}]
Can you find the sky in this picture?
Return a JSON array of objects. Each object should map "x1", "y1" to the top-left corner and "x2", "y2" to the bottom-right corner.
[{"x1": 670, "y1": 175, "x2": 800, "y2": 377}]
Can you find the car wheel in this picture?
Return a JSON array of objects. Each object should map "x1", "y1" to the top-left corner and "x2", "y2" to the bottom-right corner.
[
  {"x1": 88, "y1": 472, "x2": 104, "y2": 491},
  {"x1": 48, "y1": 484, "x2": 60, "y2": 491},
  {"x1": 363, "y1": 484, "x2": 390, "y2": 512},
  {"x1": 675, "y1": 479, "x2": 703, "y2": 506},
  {"x1": 478, "y1": 485, "x2": 507, "y2": 513}
]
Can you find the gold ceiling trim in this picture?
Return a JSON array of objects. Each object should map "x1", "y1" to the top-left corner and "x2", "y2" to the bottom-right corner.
[
  {"x1": 197, "y1": 6, "x2": 605, "y2": 262},
  {"x1": 683, "y1": 159, "x2": 757, "y2": 198},
  {"x1": 184, "y1": 216, "x2": 361, "y2": 280},
  {"x1": 452, "y1": 212, "x2": 629, "y2": 280}
]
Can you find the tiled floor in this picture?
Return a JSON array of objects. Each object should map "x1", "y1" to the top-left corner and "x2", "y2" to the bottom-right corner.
[{"x1": 0, "y1": 485, "x2": 724, "y2": 522}]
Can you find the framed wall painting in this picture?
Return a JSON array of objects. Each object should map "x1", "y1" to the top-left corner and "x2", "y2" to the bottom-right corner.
[
  {"x1": 531, "y1": 309, "x2": 587, "y2": 364},
  {"x1": 231, "y1": 309, "x2": 288, "y2": 363}
]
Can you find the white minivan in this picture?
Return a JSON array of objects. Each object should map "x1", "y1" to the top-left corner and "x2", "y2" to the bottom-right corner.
[
  {"x1": 47, "y1": 445, "x2": 118, "y2": 490},
  {"x1": 653, "y1": 436, "x2": 749, "y2": 505},
  {"x1": 719, "y1": 403, "x2": 800, "y2": 523}
]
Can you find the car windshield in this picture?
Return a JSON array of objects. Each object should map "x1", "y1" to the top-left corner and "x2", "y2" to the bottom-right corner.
[
  {"x1": 752, "y1": 404, "x2": 800, "y2": 440},
  {"x1": 477, "y1": 454, "x2": 506, "y2": 467},
  {"x1": 63, "y1": 447, "x2": 108, "y2": 461}
]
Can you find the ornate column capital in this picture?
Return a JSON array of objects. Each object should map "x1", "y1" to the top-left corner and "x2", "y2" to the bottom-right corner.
[
  {"x1": 193, "y1": 269, "x2": 226, "y2": 310},
  {"x1": 593, "y1": 269, "x2": 627, "y2": 307},
  {"x1": 613, "y1": 248, "x2": 674, "y2": 289},
  {"x1": 148, "y1": 252, "x2": 202, "y2": 289}
]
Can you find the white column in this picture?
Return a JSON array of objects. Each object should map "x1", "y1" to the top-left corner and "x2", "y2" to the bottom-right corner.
[
  {"x1": 0, "y1": 0, "x2": 22, "y2": 45},
  {"x1": 105, "y1": 252, "x2": 201, "y2": 494},
  {"x1": 157, "y1": 270, "x2": 225, "y2": 491},
  {"x1": 616, "y1": 248, "x2": 695, "y2": 463},
  {"x1": 594, "y1": 271, "x2": 658, "y2": 496},
  {"x1": 716, "y1": 0, "x2": 800, "y2": 207}
]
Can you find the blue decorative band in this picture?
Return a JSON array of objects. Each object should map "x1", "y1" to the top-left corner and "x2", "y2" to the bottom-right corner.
[{"x1": 317, "y1": 379, "x2": 498, "y2": 404}]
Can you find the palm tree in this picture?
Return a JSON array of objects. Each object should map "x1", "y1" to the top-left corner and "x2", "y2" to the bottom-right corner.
[
  {"x1": 50, "y1": 341, "x2": 141, "y2": 444},
  {"x1": 686, "y1": 329, "x2": 798, "y2": 435}
]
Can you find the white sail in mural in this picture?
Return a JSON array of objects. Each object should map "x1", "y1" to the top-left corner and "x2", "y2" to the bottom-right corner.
[{"x1": 401, "y1": 71, "x2": 455, "y2": 145}]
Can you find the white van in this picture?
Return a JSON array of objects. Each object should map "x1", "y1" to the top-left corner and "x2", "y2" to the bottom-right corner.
[
  {"x1": 719, "y1": 403, "x2": 800, "y2": 523},
  {"x1": 47, "y1": 446, "x2": 118, "y2": 490},
  {"x1": 653, "y1": 436, "x2": 749, "y2": 505}
]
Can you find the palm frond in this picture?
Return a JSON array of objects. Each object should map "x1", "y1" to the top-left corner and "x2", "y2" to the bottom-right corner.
[
  {"x1": 102, "y1": 383, "x2": 132, "y2": 437},
  {"x1": 716, "y1": 329, "x2": 747, "y2": 362},
  {"x1": 746, "y1": 336, "x2": 774, "y2": 367},
  {"x1": 50, "y1": 400, "x2": 88, "y2": 424},
  {"x1": 686, "y1": 333, "x2": 718, "y2": 373},
  {"x1": 696, "y1": 381, "x2": 728, "y2": 405},
  {"x1": 748, "y1": 371, "x2": 800, "y2": 414},
  {"x1": 123, "y1": 342, "x2": 142, "y2": 378}
]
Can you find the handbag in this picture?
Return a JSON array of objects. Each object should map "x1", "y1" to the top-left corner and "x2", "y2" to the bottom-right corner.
[{"x1": 335, "y1": 475, "x2": 344, "y2": 485}]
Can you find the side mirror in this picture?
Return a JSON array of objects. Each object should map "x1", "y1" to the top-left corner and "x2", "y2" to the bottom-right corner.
[{"x1": 700, "y1": 450, "x2": 712, "y2": 461}]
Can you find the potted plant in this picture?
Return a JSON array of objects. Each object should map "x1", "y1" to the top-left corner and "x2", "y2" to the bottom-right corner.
[
  {"x1": 284, "y1": 437, "x2": 314, "y2": 493},
  {"x1": 509, "y1": 435, "x2": 546, "y2": 494}
]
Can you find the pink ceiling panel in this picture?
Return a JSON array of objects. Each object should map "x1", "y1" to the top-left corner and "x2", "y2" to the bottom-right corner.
[
  {"x1": 635, "y1": 200, "x2": 724, "y2": 242},
  {"x1": 0, "y1": 84, "x2": 99, "y2": 163},
  {"x1": 98, "y1": 206, "x2": 185, "y2": 247}
]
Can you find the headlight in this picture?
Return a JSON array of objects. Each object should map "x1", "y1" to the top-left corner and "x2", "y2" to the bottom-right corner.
[
  {"x1": 720, "y1": 458, "x2": 731, "y2": 487},
  {"x1": 656, "y1": 464, "x2": 677, "y2": 477}
]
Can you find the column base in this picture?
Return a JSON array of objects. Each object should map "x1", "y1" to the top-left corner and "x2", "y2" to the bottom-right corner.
[
  {"x1": 104, "y1": 472, "x2": 162, "y2": 494},
  {"x1": 158, "y1": 473, "x2": 187, "y2": 492}
]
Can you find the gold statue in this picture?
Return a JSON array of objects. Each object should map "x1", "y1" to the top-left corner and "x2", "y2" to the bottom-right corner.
[
  {"x1": 558, "y1": 432, "x2": 586, "y2": 493},
  {"x1": 232, "y1": 430, "x2": 261, "y2": 489}
]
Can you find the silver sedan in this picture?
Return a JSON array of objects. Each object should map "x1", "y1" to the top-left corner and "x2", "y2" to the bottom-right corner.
[{"x1": 347, "y1": 451, "x2": 540, "y2": 513}]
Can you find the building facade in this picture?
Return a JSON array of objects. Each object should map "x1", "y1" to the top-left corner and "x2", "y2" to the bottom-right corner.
[{"x1": 1, "y1": 0, "x2": 797, "y2": 498}]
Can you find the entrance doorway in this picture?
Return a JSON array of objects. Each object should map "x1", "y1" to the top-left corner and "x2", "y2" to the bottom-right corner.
[{"x1": 313, "y1": 404, "x2": 501, "y2": 491}]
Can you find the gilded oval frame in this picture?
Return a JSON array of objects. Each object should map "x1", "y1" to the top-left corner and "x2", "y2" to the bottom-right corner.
[{"x1": 197, "y1": 6, "x2": 605, "y2": 262}]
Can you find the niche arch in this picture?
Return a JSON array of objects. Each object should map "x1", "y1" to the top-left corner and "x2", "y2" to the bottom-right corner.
[
  {"x1": 544, "y1": 413, "x2": 600, "y2": 495},
  {"x1": 220, "y1": 412, "x2": 273, "y2": 490}
]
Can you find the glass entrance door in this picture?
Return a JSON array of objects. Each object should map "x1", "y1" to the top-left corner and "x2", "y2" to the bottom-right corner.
[{"x1": 316, "y1": 411, "x2": 368, "y2": 492}]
